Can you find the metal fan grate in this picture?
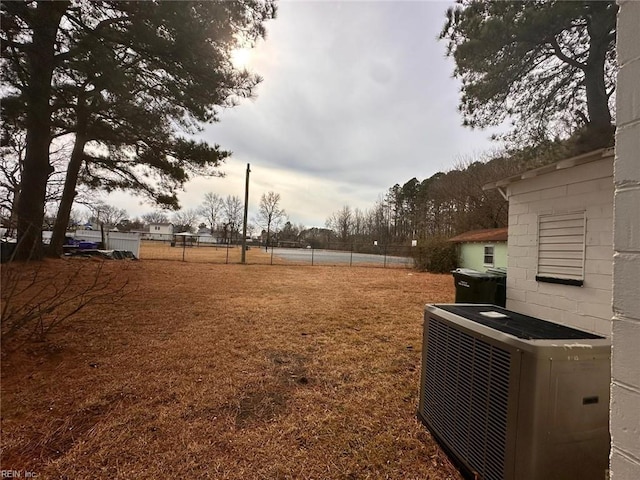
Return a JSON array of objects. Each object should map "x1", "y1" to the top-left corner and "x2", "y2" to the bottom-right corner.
[{"x1": 421, "y1": 316, "x2": 511, "y2": 480}]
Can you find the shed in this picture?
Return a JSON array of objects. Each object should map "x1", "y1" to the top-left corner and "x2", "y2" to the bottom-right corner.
[
  {"x1": 483, "y1": 148, "x2": 614, "y2": 336},
  {"x1": 449, "y1": 227, "x2": 508, "y2": 271}
]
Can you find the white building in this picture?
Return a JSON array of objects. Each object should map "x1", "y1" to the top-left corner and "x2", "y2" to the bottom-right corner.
[
  {"x1": 147, "y1": 223, "x2": 173, "y2": 241},
  {"x1": 484, "y1": 148, "x2": 614, "y2": 337}
]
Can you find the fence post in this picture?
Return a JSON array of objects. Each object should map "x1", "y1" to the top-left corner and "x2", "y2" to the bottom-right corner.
[
  {"x1": 226, "y1": 241, "x2": 230, "y2": 264},
  {"x1": 270, "y1": 246, "x2": 274, "y2": 265},
  {"x1": 311, "y1": 247, "x2": 314, "y2": 266},
  {"x1": 383, "y1": 245, "x2": 387, "y2": 268},
  {"x1": 350, "y1": 244, "x2": 353, "y2": 267}
]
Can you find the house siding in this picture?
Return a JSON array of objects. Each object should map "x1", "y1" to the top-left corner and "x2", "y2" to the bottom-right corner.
[
  {"x1": 505, "y1": 156, "x2": 614, "y2": 337},
  {"x1": 147, "y1": 224, "x2": 174, "y2": 241},
  {"x1": 458, "y1": 242, "x2": 507, "y2": 271},
  {"x1": 612, "y1": 1, "x2": 640, "y2": 477}
]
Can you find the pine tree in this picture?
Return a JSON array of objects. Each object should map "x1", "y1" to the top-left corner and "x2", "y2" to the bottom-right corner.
[{"x1": 440, "y1": 0, "x2": 617, "y2": 144}]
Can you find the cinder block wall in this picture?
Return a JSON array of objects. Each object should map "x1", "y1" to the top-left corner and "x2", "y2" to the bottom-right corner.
[
  {"x1": 611, "y1": 1, "x2": 640, "y2": 476},
  {"x1": 505, "y1": 156, "x2": 614, "y2": 336}
]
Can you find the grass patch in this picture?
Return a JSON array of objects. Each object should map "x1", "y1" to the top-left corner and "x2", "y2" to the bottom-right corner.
[{"x1": 1, "y1": 258, "x2": 460, "y2": 479}]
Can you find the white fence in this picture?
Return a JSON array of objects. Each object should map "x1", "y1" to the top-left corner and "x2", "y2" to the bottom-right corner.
[
  {"x1": 74, "y1": 230, "x2": 141, "y2": 258},
  {"x1": 143, "y1": 233, "x2": 223, "y2": 244}
]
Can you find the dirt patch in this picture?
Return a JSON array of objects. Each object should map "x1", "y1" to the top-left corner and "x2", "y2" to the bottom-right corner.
[{"x1": 1, "y1": 258, "x2": 460, "y2": 479}]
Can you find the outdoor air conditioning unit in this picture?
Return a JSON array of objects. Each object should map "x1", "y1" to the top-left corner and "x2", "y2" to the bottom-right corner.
[{"x1": 418, "y1": 304, "x2": 610, "y2": 480}]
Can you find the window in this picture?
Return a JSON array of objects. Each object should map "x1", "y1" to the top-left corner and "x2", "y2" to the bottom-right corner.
[
  {"x1": 536, "y1": 212, "x2": 586, "y2": 286},
  {"x1": 483, "y1": 245, "x2": 495, "y2": 266}
]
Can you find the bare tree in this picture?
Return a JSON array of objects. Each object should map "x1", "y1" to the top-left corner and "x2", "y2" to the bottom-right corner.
[
  {"x1": 0, "y1": 128, "x2": 72, "y2": 235},
  {"x1": 222, "y1": 195, "x2": 243, "y2": 243},
  {"x1": 354, "y1": 150, "x2": 527, "y2": 242},
  {"x1": 0, "y1": 130, "x2": 23, "y2": 226},
  {"x1": 256, "y1": 191, "x2": 286, "y2": 250},
  {"x1": 198, "y1": 192, "x2": 223, "y2": 234},
  {"x1": 172, "y1": 209, "x2": 200, "y2": 233},
  {"x1": 245, "y1": 222, "x2": 257, "y2": 238},
  {"x1": 88, "y1": 202, "x2": 128, "y2": 229},
  {"x1": 326, "y1": 205, "x2": 354, "y2": 244},
  {"x1": 352, "y1": 208, "x2": 366, "y2": 238},
  {"x1": 367, "y1": 197, "x2": 390, "y2": 242},
  {"x1": 142, "y1": 211, "x2": 169, "y2": 225},
  {"x1": 444, "y1": 153, "x2": 519, "y2": 232}
]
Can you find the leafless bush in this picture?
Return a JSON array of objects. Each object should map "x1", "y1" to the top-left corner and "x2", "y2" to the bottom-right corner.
[
  {"x1": 413, "y1": 236, "x2": 458, "y2": 273},
  {"x1": 1, "y1": 259, "x2": 131, "y2": 350}
]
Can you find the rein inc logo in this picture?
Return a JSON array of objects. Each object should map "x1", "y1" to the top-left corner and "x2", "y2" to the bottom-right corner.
[{"x1": 1, "y1": 471, "x2": 37, "y2": 478}]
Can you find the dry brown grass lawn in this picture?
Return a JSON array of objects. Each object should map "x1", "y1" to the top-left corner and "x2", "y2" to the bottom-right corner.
[{"x1": 1, "y1": 255, "x2": 460, "y2": 479}]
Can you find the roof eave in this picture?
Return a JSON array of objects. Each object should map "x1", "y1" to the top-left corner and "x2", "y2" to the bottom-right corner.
[{"x1": 482, "y1": 147, "x2": 614, "y2": 192}]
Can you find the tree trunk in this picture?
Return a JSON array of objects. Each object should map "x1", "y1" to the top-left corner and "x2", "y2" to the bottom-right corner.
[
  {"x1": 266, "y1": 225, "x2": 270, "y2": 251},
  {"x1": 584, "y1": 54, "x2": 611, "y2": 131},
  {"x1": 48, "y1": 132, "x2": 87, "y2": 257},
  {"x1": 584, "y1": 2, "x2": 615, "y2": 131},
  {"x1": 14, "y1": 2, "x2": 68, "y2": 260}
]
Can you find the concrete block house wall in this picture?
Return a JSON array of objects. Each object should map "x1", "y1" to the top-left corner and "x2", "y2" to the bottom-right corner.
[
  {"x1": 501, "y1": 151, "x2": 615, "y2": 337},
  {"x1": 611, "y1": 1, "x2": 640, "y2": 476}
]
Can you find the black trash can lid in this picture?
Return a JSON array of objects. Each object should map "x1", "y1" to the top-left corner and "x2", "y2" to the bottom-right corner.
[
  {"x1": 452, "y1": 268, "x2": 503, "y2": 279},
  {"x1": 485, "y1": 267, "x2": 507, "y2": 276}
]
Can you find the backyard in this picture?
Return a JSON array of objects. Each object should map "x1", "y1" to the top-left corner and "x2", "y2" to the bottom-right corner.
[{"x1": 1, "y1": 250, "x2": 460, "y2": 479}]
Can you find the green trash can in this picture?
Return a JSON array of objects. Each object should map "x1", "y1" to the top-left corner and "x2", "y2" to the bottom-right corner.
[{"x1": 452, "y1": 268, "x2": 507, "y2": 307}]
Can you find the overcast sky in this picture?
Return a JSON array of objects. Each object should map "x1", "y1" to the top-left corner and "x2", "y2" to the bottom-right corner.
[{"x1": 107, "y1": 0, "x2": 503, "y2": 229}]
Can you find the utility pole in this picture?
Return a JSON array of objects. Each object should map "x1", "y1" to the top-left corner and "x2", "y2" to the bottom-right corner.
[{"x1": 241, "y1": 163, "x2": 250, "y2": 264}]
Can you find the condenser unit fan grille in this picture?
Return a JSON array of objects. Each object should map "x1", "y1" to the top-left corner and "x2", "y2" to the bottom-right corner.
[{"x1": 421, "y1": 316, "x2": 512, "y2": 480}]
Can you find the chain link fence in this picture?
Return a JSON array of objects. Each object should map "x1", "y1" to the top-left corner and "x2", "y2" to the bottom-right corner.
[{"x1": 139, "y1": 240, "x2": 416, "y2": 268}]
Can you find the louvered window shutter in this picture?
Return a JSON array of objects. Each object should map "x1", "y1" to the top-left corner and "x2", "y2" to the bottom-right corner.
[{"x1": 536, "y1": 212, "x2": 586, "y2": 285}]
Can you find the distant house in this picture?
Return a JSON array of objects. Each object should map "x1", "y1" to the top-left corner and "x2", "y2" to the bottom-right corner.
[
  {"x1": 147, "y1": 223, "x2": 173, "y2": 241},
  {"x1": 483, "y1": 148, "x2": 614, "y2": 336},
  {"x1": 449, "y1": 227, "x2": 508, "y2": 271}
]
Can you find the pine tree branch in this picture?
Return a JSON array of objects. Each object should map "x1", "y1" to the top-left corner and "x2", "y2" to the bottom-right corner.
[{"x1": 548, "y1": 35, "x2": 585, "y2": 70}]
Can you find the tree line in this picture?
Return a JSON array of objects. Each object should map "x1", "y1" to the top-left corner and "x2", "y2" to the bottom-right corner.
[{"x1": 324, "y1": 151, "x2": 518, "y2": 248}]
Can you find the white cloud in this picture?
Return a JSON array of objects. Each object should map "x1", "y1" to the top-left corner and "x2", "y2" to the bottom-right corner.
[{"x1": 103, "y1": 1, "x2": 504, "y2": 228}]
